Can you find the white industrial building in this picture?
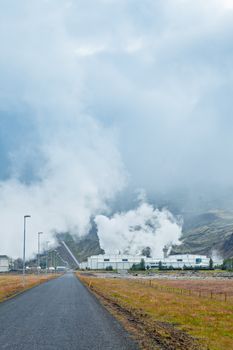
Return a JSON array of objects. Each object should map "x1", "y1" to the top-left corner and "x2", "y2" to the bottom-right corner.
[
  {"x1": 80, "y1": 253, "x2": 222, "y2": 270},
  {"x1": 0, "y1": 255, "x2": 10, "y2": 272},
  {"x1": 82, "y1": 254, "x2": 144, "y2": 270},
  {"x1": 147, "y1": 254, "x2": 212, "y2": 269}
]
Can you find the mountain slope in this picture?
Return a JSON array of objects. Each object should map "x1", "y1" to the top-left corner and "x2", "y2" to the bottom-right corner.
[
  {"x1": 54, "y1": 210, "x2": 233, "y2": 265},
  {"x1": 56, "y1": 222, "x2": 104, "y2": 263},
  {"x1": 172, "y1": 211, "x2": 233, "y2": 258}
]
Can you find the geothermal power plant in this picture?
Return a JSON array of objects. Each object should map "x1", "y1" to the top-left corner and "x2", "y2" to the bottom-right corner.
[{"x1": 79, "y1": 249, "x2": 222, "y2": 270}]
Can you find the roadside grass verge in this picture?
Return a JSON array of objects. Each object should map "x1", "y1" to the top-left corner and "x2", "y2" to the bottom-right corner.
[
  {"x1": 78, "y1": 274, "x2": 233, "y2": 350},
  {"x1": 0, "y1": 274, "x2": 59, "y2": 302}
]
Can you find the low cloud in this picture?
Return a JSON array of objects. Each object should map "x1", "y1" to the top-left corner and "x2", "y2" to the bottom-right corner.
[{"x1": 0, "y1": 1, "x2": 233, "y2": 257}]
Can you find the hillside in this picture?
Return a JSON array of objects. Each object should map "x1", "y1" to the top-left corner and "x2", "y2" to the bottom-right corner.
[
  {"x1": 54, "y1": 210, "x2": 233, "y2": 266},
  {"x1": 172, "y1": 210, "x2": 233, "y2": 258},
  {"x1": 56, "y1": 222, "x2": 104, "y2": 264}
]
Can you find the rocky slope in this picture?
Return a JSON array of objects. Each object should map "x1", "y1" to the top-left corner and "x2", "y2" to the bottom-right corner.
[
  {"x1": 172, "y1": 211, "x2": 233, "y2": 258},
  {"x1": 56, "y1": 222, "x2": 104, "y2": 264}
]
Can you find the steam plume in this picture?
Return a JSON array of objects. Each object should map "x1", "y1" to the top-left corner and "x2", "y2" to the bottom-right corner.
[
  {"x1": 0, "y1": 117, "x2": 126, "y2": 257},
  {"x1": 95, "y1": 202, "x2": 182, "y2": 257}
]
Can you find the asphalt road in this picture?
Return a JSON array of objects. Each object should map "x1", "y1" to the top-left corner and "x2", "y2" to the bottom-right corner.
[{"x1": 0, "y1": 273, "x2": 138, "y2": 350}]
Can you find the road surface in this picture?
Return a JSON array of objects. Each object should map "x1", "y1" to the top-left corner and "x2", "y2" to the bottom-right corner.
[{"x1": 0, "y1": 273, "x2": 138, "y2": 350}]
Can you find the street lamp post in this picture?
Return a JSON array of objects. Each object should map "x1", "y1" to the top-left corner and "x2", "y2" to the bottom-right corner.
[
  {"x1": 54, "y1": 250, "x2": 57, "y2": 272},
  {"x1": 37, "y1": 232, "x2": 43, "y2": 275},
  {"x1": 23, "y1": 215, "x2": 31, "y2": 285},
  {"x1": 46, "y1": 241, "x2": 50, "y2": 273}
]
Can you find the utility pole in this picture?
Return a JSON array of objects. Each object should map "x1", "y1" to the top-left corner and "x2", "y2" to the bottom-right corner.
[
  {"x1": 37, "y1": 232, "x2": 43, "y2": 275},
  {"x1": 23, "y1": 215, "x2": 31, "y2": 286}
]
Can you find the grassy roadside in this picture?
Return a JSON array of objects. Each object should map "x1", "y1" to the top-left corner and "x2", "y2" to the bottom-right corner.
[
  {"x1": 78, "y1": 273, "x2": 233, "y2": 350},
  {"x1": 0, "y1": 274, "x2": 60, "y2": 302}
]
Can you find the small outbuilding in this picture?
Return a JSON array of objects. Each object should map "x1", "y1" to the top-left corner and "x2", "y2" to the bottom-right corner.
[{"x1": 0, "y1": 255, "x2": 10, "y2": 273}]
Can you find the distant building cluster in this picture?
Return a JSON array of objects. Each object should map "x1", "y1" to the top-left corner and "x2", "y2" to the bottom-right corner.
[
  {"x1": 0, "y1": 245, "x2": 223, "y2": 273},
  {"x1": 80, "y1": 253, "x2": 223, "y2": 270}
]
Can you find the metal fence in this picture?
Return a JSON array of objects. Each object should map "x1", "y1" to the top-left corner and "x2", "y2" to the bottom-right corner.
[{"x1": 136, "y1": 279, "x2": 233, "y2": 302}]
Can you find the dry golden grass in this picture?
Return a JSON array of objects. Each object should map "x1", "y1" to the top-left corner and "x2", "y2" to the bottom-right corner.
[
  {"x1": 153, "y1": 279, "x2": 233, "y2": 293},
  {"x1": 148, "y1": 279, "x2": 233, "y2": 302},
  {"x1": 0, "y1": 274, "x2": 59, "y2": 302},
  {"x1": 78, "y1": 274, "x2": 233, "y2": 350}
]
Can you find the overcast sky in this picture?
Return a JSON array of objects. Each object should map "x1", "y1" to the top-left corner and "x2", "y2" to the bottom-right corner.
[{"x1": 1, "y1": 0, "x2": 233, "y2": 255}]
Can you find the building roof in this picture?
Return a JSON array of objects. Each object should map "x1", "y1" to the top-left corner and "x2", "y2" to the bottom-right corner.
[{"x1": 0, "y1": 255, "x2": 9, "y2": 259}]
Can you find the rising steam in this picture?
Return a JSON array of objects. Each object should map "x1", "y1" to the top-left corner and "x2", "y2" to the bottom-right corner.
[
  {"x1": 0, "y1": 117, "x2": 126, "y2": 258},
  {"x1": 95, "y1": 202, "x2": 182, "y2": 257}
]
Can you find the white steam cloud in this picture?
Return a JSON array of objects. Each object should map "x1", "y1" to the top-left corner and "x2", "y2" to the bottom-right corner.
[
  {"x1": 95, "y1": 202, "x2": 182, "y2": 257},
  {"x1": 0, "y1": 1, "x2": 129, "y2": 258},
  {"x1": 0, "y1": 117, "x2": 126, "y2": 258}
]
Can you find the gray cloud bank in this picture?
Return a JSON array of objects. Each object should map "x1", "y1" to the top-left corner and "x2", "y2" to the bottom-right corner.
[{"x1": 0, "y1": 0, "x2": 233, "y2": 256}]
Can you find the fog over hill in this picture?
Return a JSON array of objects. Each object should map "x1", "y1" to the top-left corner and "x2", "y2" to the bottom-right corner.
[{"x1": 1, "y1": 1, "x2": 233, "y2": 258}]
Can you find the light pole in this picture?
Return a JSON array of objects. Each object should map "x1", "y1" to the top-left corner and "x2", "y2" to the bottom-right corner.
[
  {"x1": 37, "y1": 232, "x2": 43, "y2": 275},
  {"x1": 23, "y1": 215, "x2": 31, "y2": 285},
  {"x1": 46, "y1": 241, "x2": 50, "y2": 273},
  {"x1": 54, "y1": 250, "x2": 57, "y2": 272}
]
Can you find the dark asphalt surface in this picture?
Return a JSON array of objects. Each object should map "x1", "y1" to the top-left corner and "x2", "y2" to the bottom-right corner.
[{"x1": 0, "y1": 273, "x2": 138, "y2": 350}]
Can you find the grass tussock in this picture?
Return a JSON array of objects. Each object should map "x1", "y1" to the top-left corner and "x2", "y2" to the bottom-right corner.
[
  {"x1": 0, "y1": 274, "x2": 59, "y2": 302},
  {"x1": 78, "y1": 274, "x2": 233, "y2": 350}
]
